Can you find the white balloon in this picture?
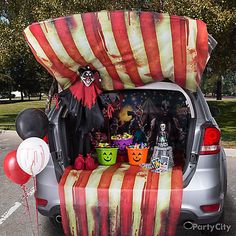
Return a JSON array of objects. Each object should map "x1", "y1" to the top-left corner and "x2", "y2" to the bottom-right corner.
[{"x1": 16, "y1": 137, "x2": 50, "y2": 176}]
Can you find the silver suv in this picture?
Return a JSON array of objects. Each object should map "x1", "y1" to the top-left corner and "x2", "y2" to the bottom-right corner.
[{"x1": 35, "y1": 81, "x2": 227, "y2": 231}]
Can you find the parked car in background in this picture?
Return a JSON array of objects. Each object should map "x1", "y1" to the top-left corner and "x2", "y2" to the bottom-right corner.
[
  {"x1": 0, "y1": 93, "x2": 15, "y2": 99},
  {"x1": 11, "y1": 91, "x2": 22, "y2": 98}
]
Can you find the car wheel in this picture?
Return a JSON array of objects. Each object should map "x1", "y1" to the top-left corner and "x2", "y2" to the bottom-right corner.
[{"x1": 49, "y1": 214, "x2": 64, "y2": 234}]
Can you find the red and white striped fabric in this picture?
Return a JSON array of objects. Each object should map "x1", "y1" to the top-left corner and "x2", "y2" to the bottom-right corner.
[
  {"x1": 59, "y1": 163, "x2": 183, "y2": 236},
  {"x1": 24, "y1": 10, "x2": 209, "y2": 91}
]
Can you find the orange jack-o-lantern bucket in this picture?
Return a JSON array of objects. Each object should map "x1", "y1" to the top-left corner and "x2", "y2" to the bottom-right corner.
[{"x1": 127, "y1": 147, "x2": 149, "y2": 165}]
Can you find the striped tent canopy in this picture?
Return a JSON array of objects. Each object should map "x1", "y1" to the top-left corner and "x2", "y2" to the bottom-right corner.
[{"x1": 24, "y1": 10, "x2": 209, "y2": 92}]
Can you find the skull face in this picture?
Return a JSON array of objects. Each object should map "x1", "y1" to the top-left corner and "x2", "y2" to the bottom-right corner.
[
  {"x1": 132, "y1": 151, "x2": 142, "y2": 162},
  {"x1": 160, "y1": 123, "x2": 166, "y2": 131},
  {"x1": 102, "y1": 151, "x2": 113, "y2": 162},
  {"x1": 81, "y1": 70, "x2": 95, "y2": 87}
]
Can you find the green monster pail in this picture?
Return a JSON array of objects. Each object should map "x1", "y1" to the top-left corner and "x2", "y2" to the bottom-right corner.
[{"x1": 96, "y1": 147, "x2": 118, "y2": 166}]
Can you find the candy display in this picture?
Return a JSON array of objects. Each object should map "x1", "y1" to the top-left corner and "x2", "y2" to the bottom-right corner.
[
  {"x1": 127, "y1": 143, "x2": 149, "y2": 166},
  {"x1": 128, "y1": 143, "x2": 148, "y2": 149},
  {"x1": 111, "y1": 133, "x2": 133, "y2": 151},
  {"x1": 96, "y1": 143, "x2": 118, "y2": 166},
  {"x1": 111, "y1": 133, "x2": 132, "y2": 140},
  {"x1": 67, "y1": 88, "x2": 186, "y2": 171},
  {"x1": 97, "y1": 142, "x2": 112, "y2": 148}
]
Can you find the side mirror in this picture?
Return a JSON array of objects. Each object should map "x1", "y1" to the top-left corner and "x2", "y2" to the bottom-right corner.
[{"x1": 209, "y1": 106, "x2": 220, "y2": 117}]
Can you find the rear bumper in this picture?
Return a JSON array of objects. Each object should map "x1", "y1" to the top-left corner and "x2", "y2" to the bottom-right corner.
[
  {"x1": 38, "y1": 205, "x2": 223, "y2": 226},
  {"x1": 179, "y1": 209, "x2": 223, "y2": 225}
]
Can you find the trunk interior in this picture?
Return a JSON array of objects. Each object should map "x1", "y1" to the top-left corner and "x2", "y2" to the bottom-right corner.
[{"x1": 64, "y1": 89, "x2": 192, "y2": 172}]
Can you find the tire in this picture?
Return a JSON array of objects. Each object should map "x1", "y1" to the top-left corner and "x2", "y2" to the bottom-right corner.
[{"x1": 49, "y1": 214, "x2": 64, "y2": 234}]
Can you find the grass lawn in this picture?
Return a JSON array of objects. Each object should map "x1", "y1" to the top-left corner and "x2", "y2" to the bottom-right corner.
[
  {"x1": 0, "y1": 99, "x2": 46, "y2": 130},
  {"x1": 207, "y1": 100, "x2": 236, "y2": 147}
]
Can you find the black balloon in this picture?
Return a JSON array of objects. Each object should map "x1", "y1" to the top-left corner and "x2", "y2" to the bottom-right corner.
[{"x1": 16, "y1": 108, "x2": 49, "y2": 140}]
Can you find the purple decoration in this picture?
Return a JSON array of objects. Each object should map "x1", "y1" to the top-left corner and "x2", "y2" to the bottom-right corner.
[{"x1": 112, "y1": 137, "x2": 133, "y2": 151}]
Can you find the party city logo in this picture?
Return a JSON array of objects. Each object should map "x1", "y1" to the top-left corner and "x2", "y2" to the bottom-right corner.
[{"x1": 183, "y1": 221, "x2": 231, "y2": 232}]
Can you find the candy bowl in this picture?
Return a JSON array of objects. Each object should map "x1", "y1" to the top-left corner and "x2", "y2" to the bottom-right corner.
[
  {"x1": 96, "y1": 143, "x2": 118, "y2": 166},
  {"x1": 111, "y1": 133, "x2": 133, "y2": 151},
  {"x1": 126, "y1": 143, "x2": 149, "y2": 166}
]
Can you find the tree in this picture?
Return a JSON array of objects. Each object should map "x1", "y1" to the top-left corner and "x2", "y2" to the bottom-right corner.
[
  {"x1": 0, "y1": 0, "x2": 52, "y2": 100},
  {"x1": 0, "y1": 71, "x2": 14, "y2": 100},
  {"x1": 222, "y1": 72, "x2": 236, "y2": 96}
]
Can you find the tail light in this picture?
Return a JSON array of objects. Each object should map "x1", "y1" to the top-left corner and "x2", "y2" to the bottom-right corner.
[
  {"x1": 200, "y1": 127, "x2": 221, "y2": 155},
  {"x1": 200, "y1": 203, "x2": 220, "y2": 213},
  {"x1": 35, "y1": 197, "x2": 48, "y2": 207}
]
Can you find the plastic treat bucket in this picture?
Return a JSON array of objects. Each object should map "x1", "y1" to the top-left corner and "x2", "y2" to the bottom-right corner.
[
  {"x1": 127, "y1": 147, "x2": 149, "y2": 165},
  {"x1": 112, "y1": 137, "x2": 133, "y2": 151},
  {"x1": 96, "y1": 147, "x2": 118, "y2": 166}
]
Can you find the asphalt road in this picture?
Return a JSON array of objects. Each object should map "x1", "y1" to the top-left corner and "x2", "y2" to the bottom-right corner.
[{"x1": 0, "y1": 131, "x2": 235, "y2": 236}]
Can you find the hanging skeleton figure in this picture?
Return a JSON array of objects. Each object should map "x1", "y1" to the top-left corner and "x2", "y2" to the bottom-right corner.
[{"x1": 60, "y1": 66, "x2": 104, "y2": 170}]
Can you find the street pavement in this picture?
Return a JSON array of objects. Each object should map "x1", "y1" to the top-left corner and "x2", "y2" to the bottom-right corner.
[
  {"x1": 0, "y1": 131, "x2": 63, "y2": 236},
  {"x1": 0, "y1": 131, "x2": 236, "y2": 236}
]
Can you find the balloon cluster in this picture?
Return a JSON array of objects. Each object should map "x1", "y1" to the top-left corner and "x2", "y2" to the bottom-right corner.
[{"x1": 3, "y1": 109, "x2": 50, "y2": 185}]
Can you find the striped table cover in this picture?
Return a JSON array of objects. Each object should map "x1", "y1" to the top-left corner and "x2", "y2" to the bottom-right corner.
[
  {"x1": 24, "y1": 10, "x2": 208, "y2": 92},
  {"x1": 59, "y1": 163, "x2": 183, "y2": 236}
]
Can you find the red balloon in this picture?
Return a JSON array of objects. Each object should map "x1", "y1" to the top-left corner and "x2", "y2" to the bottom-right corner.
[
  {"x1": 3, "y1": 150, "x2": 31, "y2": 185},
  {"x1": 43, "y1": 135, "x2": 48, "y2": 143}
]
